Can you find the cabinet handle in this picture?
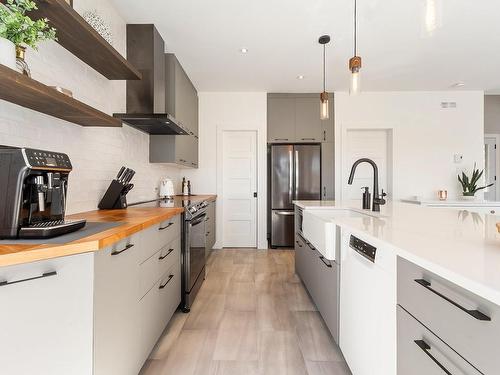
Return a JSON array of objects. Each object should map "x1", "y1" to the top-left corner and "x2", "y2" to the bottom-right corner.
[
  {"x1": 414, "y1": 340, "x2": 452, "y2": 375},
  {"x1": 0, "y1": 271, "x2": 57, "y2": 287},
  {"x1": 159, "y1": 222, "x2": 174, "y2": 231},
  {"x1": 306, "y1": 241, "x2": 316, "y2": 251},
  {"x1": 274, "y1": 138, "x2": 289, "y2": 141},
  {"x1": 414, "y1": 279, "x2": 491, "y2": 321},
  {"x1": 323, "y1": 130, "x2": 326, "y2": 141},
  {"x1": 159, "y1": 274, "x2": 174, "y2": 289},
  {"x1": 111, "y1": 243, "x2": 134, "y2": 256},
  {"x1": 301, "y1": 138, "x2": 316, "y2": 141},
  {"x1": 159, "y1": 248, "x2": 174, "y2": 260},
  {"x1": 319, "y1": 256, "x2": 332, "y2": 268},
  {"x1": 295, "y1": 240, "x2": 302, "y2": 248}
]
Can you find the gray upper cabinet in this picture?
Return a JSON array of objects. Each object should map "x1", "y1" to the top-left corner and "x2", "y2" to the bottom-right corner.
[
  {"x1": 165, "y1": 54, "x2": 199, "y2": 136},
  {"x1": 295, "y1": 98, "x2": 323, "y2": 142},
  {"x1": 150, "y1": 134, "x2": 199, "y2": 168},
  {"x1": 150, "y1": 54, "x2": 199, "y2": 168},
  {"x1": 267, "y1": 96, "x2": 295, "y2": 143},
  {"x1": 268, "y1": 94, "x2": 334, "y2": 143}
]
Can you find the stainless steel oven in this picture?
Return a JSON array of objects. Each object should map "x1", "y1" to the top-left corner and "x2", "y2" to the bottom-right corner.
[{"x1": 181, "y1": 201, "x2": 208, "y2": 312}]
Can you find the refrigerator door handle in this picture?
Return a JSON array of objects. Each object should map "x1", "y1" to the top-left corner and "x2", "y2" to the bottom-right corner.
[
  {"x1": 289, "y1": 149, "x2": 293, "y2": 204},
  {"x1": 295, "y1": 149, "x2": 299, "y2": 200}
]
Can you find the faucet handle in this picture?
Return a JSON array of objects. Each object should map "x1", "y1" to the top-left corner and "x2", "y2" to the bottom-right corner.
[{"x1": 381, "y1": 189, "x2": 387, "y2": 197}]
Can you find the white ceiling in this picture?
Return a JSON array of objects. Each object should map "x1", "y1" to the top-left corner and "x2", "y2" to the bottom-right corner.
[{"x1": 110, "y1": 0, "x2": 500, "y2": 93}]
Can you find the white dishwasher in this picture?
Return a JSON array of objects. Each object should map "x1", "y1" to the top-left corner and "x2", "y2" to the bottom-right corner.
[{"x1": 339, "y1": 230, "x2": 397, "y2": 375}]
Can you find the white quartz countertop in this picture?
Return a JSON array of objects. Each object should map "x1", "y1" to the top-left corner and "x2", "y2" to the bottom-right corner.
[
  {"x1": 400, "y1": 198, "x2": 500, "y2": 207},
  {"x1": 294, "y1": 200, "x2": 500, "y2": 306}
]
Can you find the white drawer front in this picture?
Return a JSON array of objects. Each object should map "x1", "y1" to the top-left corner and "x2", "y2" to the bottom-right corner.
[{"x1": 141, "y1": 215, "x2": 181, "y2": 262}]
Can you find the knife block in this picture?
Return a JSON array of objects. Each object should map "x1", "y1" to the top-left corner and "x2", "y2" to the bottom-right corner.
[{"x1": 98, "y1": 180, "x2": 128, "y2": 209}]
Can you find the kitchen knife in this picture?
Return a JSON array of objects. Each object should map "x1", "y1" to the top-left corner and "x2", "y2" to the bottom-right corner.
[
  {"x1": 122, "y1": 169, "x2": 133, "y2": 184},
  {"x1": 124, "y1": 170, "x2": 136, "y2": 184},
  {"x1": 120, "y1": 168, "x2": 131, "y2": 184},
  {"x1": 116, "y1": 166, "x2": 126, "y2": 181}
]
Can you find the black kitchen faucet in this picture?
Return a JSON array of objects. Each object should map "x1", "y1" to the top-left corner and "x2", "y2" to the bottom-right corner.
[{"x1": 348, "y1": 158, "x2": 387, "y2": 212}]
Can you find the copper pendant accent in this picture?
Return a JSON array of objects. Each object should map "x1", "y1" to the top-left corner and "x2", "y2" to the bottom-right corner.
[
  {"x1": 320, "y1": 91, "x2": 329, "y2": 102},
  {"x1": 349, "y1": 56, "x2": 362, "y2": 72}
]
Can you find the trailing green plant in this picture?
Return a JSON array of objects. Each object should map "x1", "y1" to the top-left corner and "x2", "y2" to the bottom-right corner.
[
  {"x1": 457, "y1": 163, "x2": 494, "y2": 196},
  {"x1": 0, "y1": 0, "x2": 56, "y2": 49}
]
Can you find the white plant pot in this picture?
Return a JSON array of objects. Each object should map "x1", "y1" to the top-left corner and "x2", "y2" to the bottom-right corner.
[
  {"x1": 461, "y1": 194, "x2": 476, "y2": 201},
  {"x1": 0, "y1": 37, "x2": 16, "y2": 70}
]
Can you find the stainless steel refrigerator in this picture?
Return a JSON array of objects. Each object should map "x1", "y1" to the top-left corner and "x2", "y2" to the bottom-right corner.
[{"x1": 270, "y1": 144, "x2": 321, "y2": 247}]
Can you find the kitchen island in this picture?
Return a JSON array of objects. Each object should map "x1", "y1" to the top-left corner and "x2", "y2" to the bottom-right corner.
[{"x1": 295, "y1": 200, "x2": 500, "y2": 375}]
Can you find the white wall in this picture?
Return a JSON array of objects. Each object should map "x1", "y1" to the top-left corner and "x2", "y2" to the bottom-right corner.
[
  {"x1": 184, "y1": 92, "x2": 267, "y2": 249},
  {"x1": 335, "y1": 91, "x2": 485, "y2": 201},
  {"x1": 0, "y1": 0, "x2": 180, "y2": 214}
]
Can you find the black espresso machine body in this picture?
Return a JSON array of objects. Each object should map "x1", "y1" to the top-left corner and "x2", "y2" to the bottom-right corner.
[{"x1": 0, "y1": 146, "x2": 86, "y2": 239}]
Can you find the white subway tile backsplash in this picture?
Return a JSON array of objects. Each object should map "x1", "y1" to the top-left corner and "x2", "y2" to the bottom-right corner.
[{"x1": 0, "y1": 0, "x2": 181, "y2": 214}]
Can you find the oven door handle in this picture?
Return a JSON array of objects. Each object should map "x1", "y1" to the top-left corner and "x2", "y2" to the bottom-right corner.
[{"x1": 190, "y1": 213, "x2": 207, "y2": 226}]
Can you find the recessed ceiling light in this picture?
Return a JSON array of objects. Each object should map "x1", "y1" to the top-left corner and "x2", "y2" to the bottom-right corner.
[
  {"x1": 451, "y1": 82, "x2": 465, "y2": 88},
  {"x1": 239, "y1": 48, "x2": 248, "y2": 54},
  {"x1": 297, "y1": 75, "x2": 305, "y2": 80}
]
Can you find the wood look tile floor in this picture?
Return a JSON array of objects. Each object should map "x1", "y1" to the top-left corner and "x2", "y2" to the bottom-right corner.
[{"x1": 140, "y1": 249, "x2": 352, "y2": 375}]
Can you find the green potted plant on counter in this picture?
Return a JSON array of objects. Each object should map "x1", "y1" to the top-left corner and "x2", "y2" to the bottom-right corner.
[
  {"x1": 458, "y1": 163, "x2": 494, "y2": 200},
  {"x1": 0, "y1": 0, "x2": 56, "y2": 76}
]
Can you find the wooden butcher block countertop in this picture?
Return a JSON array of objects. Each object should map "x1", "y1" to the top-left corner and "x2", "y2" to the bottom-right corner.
[{"x1": 0, "y1": 195, "x2": 216, "y2": 267}]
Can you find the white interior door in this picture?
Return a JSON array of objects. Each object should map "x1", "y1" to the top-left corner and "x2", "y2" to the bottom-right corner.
[
  {"x1": 343, "y1": 129, "x2": 390, "y2": 201},
  {"x1": 222, "y1": 131, "x2": 257, "y2": 247},
  {"x1": 484, "y1": 136, "x2": 497, "y2": 201}
]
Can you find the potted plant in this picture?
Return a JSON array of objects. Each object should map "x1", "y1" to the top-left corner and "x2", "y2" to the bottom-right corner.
[
  {"x1": 457, "y1": 163, "x2": 493, "y2": 200},
  {"x1": 0, "y1": 0, "x2": 56, "y2": 75}
]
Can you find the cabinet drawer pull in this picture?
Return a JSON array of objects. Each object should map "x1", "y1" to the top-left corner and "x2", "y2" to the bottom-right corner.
[
  {"x1": 159, "y1": 222, "x2": 174, "y2": 231},
  {"x1": 414, "y1": 279, "x2": 491, "y2": 321},
  {"x1": 319, "y1": 256, "x2": 332, "y2": 268},
  {"x1": 301, "y1": 138, "x2": 316, "y2": 141},
  {"x1": 0, "y1": 271, "x2": 57, "y2": 287},
  {"x1": 307, "y1": 242, "x2": 315, "y2": 251},
  {"x1": 323, "y1": 130, "x2": 326, "y2": 141},
  {"x1": 159, "y1": 275, "x2": 174, "y2": 289},
  {"x1": 111, "y1": 243, "x2": 134, "y2": 256},
  {"x1": 159, "y1": 248, "x2": 174, "y2": 260},
  {"x1": 295, "y1": 240, "x2": 302, "y2": 248},
  {"x1": 414, "y1": 340, "x2": 452, "y2": 375},
  {"x1": 274, "y1": 138, "x2": 289, "y2": 141}
]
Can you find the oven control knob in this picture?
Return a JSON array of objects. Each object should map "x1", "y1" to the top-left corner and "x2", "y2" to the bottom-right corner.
[{"x1": 189, "y1": 207, "x2": 197, "y2": 214}]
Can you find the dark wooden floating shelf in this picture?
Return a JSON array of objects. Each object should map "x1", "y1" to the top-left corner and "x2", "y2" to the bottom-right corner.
[
  {"x1": 0, "y1": 65, "x2": 123, "y2": 128},
  {"x1": 29, "y1": 0, "x2": 142, "y2": 80}
]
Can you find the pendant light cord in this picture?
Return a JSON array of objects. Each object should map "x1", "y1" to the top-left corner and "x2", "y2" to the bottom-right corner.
[
  {"x1": 323, "y1": 44, "x2": 326, "y2": 92},
  {"x1": 354, "y1": 0, "x2": 357, "y2": 56}
]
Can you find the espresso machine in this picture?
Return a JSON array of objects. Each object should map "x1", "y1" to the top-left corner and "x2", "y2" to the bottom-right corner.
[{"x1": 0, "y1": 146, "x2": 86, "y2": 239}]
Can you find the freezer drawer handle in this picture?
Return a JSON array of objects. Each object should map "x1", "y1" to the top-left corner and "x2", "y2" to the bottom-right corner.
[
  {"x1": 414, "y1": 279, "x2": 491, "y2": 321},
  {"x1": 159, "y1": 222, "x2": 174, "y2": 231},
  {"x1": 414, "y1": 340, "x2": 452, "y2": 375},
  {"x1": 319, "y1": 256, "x2": 332, "y2": 268},
  {"x1": 159, "y1": 248, "x2": 174, "y2": 260},
  {"x1": 111, "y1": 243, "x2": 134, "y2": 256},
  {"x1": 275, "y1": 211, "x2": 295, "y2": 216},
  {"x1": 0, "y1": 271, "x2": 57, "y2": 287},
  {"x1": 159, "y1": 274, "x2": 174, "y2": 289},
  {"x1": 295, "y1": 240, "x2": 302, "y2": 248}
]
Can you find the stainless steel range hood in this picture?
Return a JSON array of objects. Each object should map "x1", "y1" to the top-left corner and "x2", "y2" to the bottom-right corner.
[{"x1": 114, "y1": 24, "x2": 188, "y2": 135}]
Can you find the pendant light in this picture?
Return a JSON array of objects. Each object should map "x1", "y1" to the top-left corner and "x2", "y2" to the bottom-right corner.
[
  {"x1": 349, "y1": 0, "x2": 361, "y2": 95},
  {"x1": 318, "y1": 35, "x2": 331, "y2": 120}
]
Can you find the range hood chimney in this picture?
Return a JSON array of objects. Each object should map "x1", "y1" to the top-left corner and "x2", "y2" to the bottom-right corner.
[{"x1": 114, "y1": 24, "x2": 188, "y2": 135}]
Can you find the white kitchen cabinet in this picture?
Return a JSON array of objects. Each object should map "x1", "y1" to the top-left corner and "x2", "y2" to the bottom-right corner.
[
  {"x1": 0, "y1": 253, "x2": 94, "y2": 375},
  {"x1": 93, "y1": 234, "x2": 143, "y2": 375}
]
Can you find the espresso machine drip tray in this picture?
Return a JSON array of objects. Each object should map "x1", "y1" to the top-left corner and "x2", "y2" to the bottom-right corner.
[{"x1": 19, "y1": 219, "x2": 87, "y2": 239}]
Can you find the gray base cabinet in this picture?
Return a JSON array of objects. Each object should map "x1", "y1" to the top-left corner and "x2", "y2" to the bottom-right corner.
[
  {"x1": 205, "y1": 200, "x2": 216, "y2": 257},
  {"x1": 397, "y1": 257, "x2": 499, "y2": 375},
  {"x1": 295, "y1": 223, "x2": 339, "y2": 342},
  {"x1": 0, "y1": 253, "x2": 94, "y2": 375},
  {"x1": 95, "y1": 215, "x2": 182, "y2": 375}
]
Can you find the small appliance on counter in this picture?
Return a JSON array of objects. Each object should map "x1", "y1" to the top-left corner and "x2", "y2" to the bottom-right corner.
[
  {"x1": 98, "y1": 166, "x2": 135, "y2": 209},
  {"x1": 0, "y1": 146, "x2": 86, "y2": 239},
  {"x1": 159, "y1": 177, "x2": 175, "y2": 199}
]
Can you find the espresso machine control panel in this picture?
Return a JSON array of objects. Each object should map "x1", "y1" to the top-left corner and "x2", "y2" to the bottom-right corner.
[{"x1": 23, "y1": 148, "x2": 72, "y2": 170}]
